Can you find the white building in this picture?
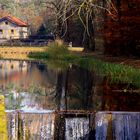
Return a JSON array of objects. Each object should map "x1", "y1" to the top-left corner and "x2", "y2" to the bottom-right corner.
[{"x1": 0, "y1": 16, "x2": 28, "y2": 39}]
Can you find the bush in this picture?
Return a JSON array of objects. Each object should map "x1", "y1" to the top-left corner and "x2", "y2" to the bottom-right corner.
[
  {"x1": 46, "y1": 41, "x2": 69, "y2": 59},
  {"x1": 28, "y1": 40, "x2": 79, "y2": 61},
  {"x1": 28, "y1": 52, "x2": 49, "y2": 59}
]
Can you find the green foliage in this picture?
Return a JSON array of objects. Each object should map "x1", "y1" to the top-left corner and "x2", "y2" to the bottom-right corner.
[
  {"x1": 28, "y1": 52, "x2": 49, "y2": 60},
  {"x1": 28, "y1": 84, "x2": 46, "y2": 96},
  {"x1": 77, "y1": 57, "x2": 140, "y2": 88},
  {"x1": 46, "y1": 60, "x2": 71, "y2": 71},
  {"x1": 6, "y1": 92, "x2": 24, "y2": 110},
  {"x1": 0, "y1": 0, "x2": 47, "y2": 33},
  {"x1": 28, "y1": 41, "x2": 79, "y2": 62},
  {"x1": 28, "y1": 43, "x2": 140, "y2": 88},
  {"x1": 47, "y1": 42, "x2": 70, "y2": 59}
]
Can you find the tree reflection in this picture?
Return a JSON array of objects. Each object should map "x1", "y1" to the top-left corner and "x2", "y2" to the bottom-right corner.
[{"x1": 47, "y1": 60, "x2": 95, "y2": 111}]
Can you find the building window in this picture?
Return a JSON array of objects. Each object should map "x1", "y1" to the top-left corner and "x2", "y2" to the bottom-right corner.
[
  {"x1": 11, "y1": 29, "x2": 14, "y2": 34},
  {"x1": 0, "y1": 29, "x2": 3, "y2": 34},
  {"x1": 5, "y1": 21, "x2": 8, "y2": 25}
]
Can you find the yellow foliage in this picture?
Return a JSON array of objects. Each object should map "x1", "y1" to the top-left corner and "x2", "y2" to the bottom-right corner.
[{"x1": 0, "y1": 95, "x2": 8, "y2": 140}]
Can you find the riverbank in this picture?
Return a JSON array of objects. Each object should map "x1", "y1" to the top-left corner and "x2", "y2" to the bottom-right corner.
[
  {"x1": 0, "y1": 47, "x2": 84, "y2": 60},
  {"x1": 0, "y1": 47, "x2": 44, "y2": 60},
  {"x1": 1, "y1": 46, "x2": 140, "y2": 69}
]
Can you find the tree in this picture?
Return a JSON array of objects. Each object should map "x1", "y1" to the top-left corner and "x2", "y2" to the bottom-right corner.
[
  {"x1": 37, "y1": 24, "x2": 47, "y2": 37},
  {"x1": 46, "y1": 0, "x2": 118, "y2": 52},
  {"x1": 0, "y1": 0, "x2": 47, "y2": 34},
  {"x1": 104, "y1": 0, "x2": 140, "y2": 56}
]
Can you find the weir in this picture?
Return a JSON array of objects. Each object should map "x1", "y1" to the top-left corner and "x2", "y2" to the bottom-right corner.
[
  {"x1": 5, "y1": 111, "x2": 140, "y2": 140},
  {"x1": 95, "y1": 112, "x2": 140, "y2": 140},
  {"x1": 65, "y1": 118, "x2": 89, "y2": 140},
  {"x1": 6, "y1": 111, "x2": 55, "y2": 140},
  {"x1": 6, "y1": 111, "x2": 18, "y2": 140}
]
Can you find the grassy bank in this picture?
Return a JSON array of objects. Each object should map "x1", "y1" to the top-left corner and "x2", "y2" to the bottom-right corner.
[
  {"x1": 0, "y1": 46, "x2": 83, "y2": 60},
  {"x1": 0, "y1": 47, "x2": 44, "y2": 60},
  {"x1": 1, "y1": 44, "x2": 140, "y2": 88},
  {"x1": 28, "y1": 42, "x2": 140, "y2": 88}
]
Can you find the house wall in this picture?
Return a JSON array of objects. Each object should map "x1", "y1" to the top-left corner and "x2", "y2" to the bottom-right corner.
[
  {"x1": 0, "y1": 20, "x2": 28, "y2": 39},
  {"x1": 18, "y1": 26, "x2": 28, "y2": 39}
]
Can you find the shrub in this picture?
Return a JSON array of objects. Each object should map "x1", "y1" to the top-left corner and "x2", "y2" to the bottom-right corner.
[
  {"x1": 28, "y1": 52, "x2": 49, "y2": 59},
  {"x1": 28, "y1": 40, "x2": 79, "y2": 61},
  {"x1": 46, "y1": 40, "x2": 69, "y2": 59}
]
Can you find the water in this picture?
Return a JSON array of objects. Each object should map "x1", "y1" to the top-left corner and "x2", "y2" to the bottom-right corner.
[
  {"x1": 6, "y1": 111, "x2": 18, "y2": 140},
  {"x1": 65, "y1": 118, "x2": 89, "y2": 140},
  {"x1": 6, "y1": 111, "x2": 55, "y2": 140},
  {"x1": 95, "y1": 112, "x2": 140, "y2": 140},
  {"x1": 6, "y1": 111, "x2": 140, "y2": 140},
  {"x1": 0, "y1": 60, "x2": 140, "y2": 139},
  {"x1": 0, "y1": 60, "x2": 57, "y2": 111},
  {"x1": 0, "y1": 60, "x2": 140, "y2": 111},
  {"x1": 20, "y1": 112, "x2": 55, "y2": 140}
]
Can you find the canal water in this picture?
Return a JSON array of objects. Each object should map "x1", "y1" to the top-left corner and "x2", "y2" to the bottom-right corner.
[{"x1": 0, "y1": 60, "x2": 140, "y2": 139}]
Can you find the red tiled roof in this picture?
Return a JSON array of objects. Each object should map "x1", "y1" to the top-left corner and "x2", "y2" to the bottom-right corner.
[{"x1": 0, "y1": 16, "x2": 28, "y2": 27}]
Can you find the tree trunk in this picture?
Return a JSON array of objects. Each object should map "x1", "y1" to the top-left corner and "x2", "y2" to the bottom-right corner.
[{"x1": 94, "y1": 0, "x2": 105, "y2": 54}]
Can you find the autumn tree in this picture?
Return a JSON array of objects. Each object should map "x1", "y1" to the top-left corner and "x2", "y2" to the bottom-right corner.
[
  {"x1": 0, "y1": 0, "x2": 47, "y2": 34},
  {"x1": 104, "y1": 0, "x2": 140, "y2": 56}
]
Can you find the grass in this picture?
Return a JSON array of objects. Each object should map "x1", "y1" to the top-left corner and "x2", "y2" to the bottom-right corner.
[
  {"x1": 68, "y1": 47, "x2": 84, "y2": 52},
  {"x1": 0, "y1": 46, "x2": 83, "y2": 60},
  {"x1": 28, "y1": 41, "x2": 80, "y2": 61},
  {"x1": 28, "y1": 52, "x2": 49, "y2": 60},
  {"x1": 0, "y1": 47, "x2": 44, "y2": 60},
  {"x1": 75, "y1": 57, "x2": 140, "y2": 87},
  {"x1": 28, "y1": 43, "x2": 140, "y2": 88},
  {"x1": 1, "y1": 43, "x2": 140, "y2": 88}
]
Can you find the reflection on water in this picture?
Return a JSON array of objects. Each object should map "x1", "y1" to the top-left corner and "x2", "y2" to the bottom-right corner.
[
  {"x1": 0, "y1": 60, "x2": 140, "y2": 111},
  {"x1": 0, "y1": 60, "x2": 57, "y2": 110},
  {"x1": 0, "y1": 60, "x2": 140, "y2": 139}
]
